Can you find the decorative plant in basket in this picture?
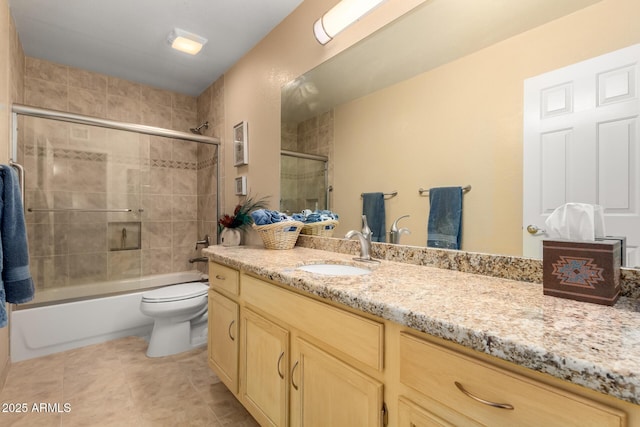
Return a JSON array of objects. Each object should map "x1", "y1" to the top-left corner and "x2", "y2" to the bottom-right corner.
[{"x1": 218, "y1": 194, "x2": 269, "y2": 246}]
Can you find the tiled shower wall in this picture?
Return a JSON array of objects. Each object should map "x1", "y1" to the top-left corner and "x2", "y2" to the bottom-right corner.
[
  {"x1": 19, "y1": 57, "x2": 219, "y2": 293},
  {"x1": 281, "y1": 109, "x2": 333, "y2": 213}
]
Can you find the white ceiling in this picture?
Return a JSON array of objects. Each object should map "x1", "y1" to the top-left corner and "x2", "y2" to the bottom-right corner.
[{"x1": 8, "y1": 0, "x2": 304, "y2": 97}]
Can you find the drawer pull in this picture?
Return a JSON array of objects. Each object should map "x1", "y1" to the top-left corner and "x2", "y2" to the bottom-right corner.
[
  {"x1": 215, "y1": 274, "x2": 226, "y2": 280},
  {"x1": 228, "y1": 320, "x2": 235, "y2": 341},
  {"x1": 291, "y1": 361, "x2": 300, "y2": 390},
  {"x1": 277, "y1": 351, "x2": 285, "y2": 379},
  {"x1": 454, "y1": 381, "x2": 514, "y2": 410}
]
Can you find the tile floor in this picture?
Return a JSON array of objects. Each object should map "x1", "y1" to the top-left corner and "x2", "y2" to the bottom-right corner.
[{"x1": 0, "y1": 337, "x2": 259, "y2": 426}]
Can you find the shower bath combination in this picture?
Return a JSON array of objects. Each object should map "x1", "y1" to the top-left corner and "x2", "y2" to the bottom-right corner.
[{"x1": 190, "y1": 121, "x2": 209, "y2": 134}]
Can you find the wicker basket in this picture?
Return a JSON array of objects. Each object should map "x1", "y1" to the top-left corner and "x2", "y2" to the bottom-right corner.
[
  {"x1": 300, "y1": 219, "x2": 339, "y2": 237},
  {"x1": 252, "y1": 221, "x2": 304, "y2": 250}
]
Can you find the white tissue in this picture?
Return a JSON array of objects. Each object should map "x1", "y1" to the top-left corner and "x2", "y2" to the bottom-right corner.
[{"x1": 544, "y1": 203, "x2": 605, "y2": 241}]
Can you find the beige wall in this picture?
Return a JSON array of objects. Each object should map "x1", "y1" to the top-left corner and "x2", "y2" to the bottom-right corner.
[
  {"x1": 331, "y1": 0, "x2": 640, "y2": 255},
  {"x1": 222, "y1": 0, "x2": 426, "y2": 245}
]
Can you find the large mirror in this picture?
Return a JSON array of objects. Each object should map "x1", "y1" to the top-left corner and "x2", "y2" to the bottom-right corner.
[{"x1": 281, "y1": 0, "x2": 640, "y2": 267}]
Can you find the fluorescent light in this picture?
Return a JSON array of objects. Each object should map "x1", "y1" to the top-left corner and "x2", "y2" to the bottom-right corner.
[
  {"x1": 167, "y1": 28, "x2": 207, "y2": 55},
  {"x1": 313, "y1": 0, "x2": 387, "y2": 45}
]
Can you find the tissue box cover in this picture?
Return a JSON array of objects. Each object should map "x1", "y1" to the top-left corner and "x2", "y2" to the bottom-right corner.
[{"x1": 543, "y1": 239, "x2": 621, "y2": 305}]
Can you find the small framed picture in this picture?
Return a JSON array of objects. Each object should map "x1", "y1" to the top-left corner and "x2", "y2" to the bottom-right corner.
[
  {"x1": 233, "y1": 121, "x2": 248, "y2": 166},
  {"x1": 235, "y1": 176, "x2": 247, "y2": 196}
]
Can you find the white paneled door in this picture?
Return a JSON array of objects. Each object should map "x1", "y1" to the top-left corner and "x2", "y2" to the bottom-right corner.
[{"x1": 523, "y1": 43, "x2": 640, "y2": 267}]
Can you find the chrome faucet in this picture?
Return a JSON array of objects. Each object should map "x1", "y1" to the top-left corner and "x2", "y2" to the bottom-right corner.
[
  {"x1": 195, "y1": 234, "x2": 210, "y2": 250},
  {"x1": 345, "y1": 215, "x2": 378, "y2": 262},
  {"x1": 389, "y1": 214, "x2": 411, "y2": 244}
]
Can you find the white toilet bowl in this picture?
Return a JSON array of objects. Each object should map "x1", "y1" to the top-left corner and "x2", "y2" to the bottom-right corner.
[{"x1": 140, "y1": 282, "x2": 209, "y2": 357}]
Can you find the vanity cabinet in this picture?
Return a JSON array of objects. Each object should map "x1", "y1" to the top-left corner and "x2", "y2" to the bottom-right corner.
[
  {"x1": 398, "y1": 333, "x2": 626, "y2": 427},
  {"x1": 207, "y1": 262, "x2": 240, "y2": 394},
  {"x1": 241, "y1": 307, "x2": 289, "y2": 427},
  {"x1": 291, "y1": 337, "x2": 384, "y2": 427},
  {"x1": 208, "y1": 289, "x2": 239, "y2": 394},
  {"x1": 207, "y1": 258, "x2": 634, "y2": 427},
  {"x1": 241, "y1": 273, "x2": 385, "y2": 427}
]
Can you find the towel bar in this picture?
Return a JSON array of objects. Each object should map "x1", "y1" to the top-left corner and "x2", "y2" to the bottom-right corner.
[
  {"x1": 418, "y1": 185, "x2": 471, "y2": 196},
  {"x1": 360, "y1": 191, "x2": 397, "y2": 199}
]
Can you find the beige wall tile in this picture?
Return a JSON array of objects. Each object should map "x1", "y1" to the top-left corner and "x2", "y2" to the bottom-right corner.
[
  {"x1": 173, "y1": 92, "x2": 197, "y2": 112},
  {"x1": 140, "y1": 101, "x2": 171, "y2": 128},
  {"x1": 68, "y1": 67, "x2": 107, "y2": 92},
  {"x1": 68, "y1": 86, "x2": 107, "y2": 117},
  {"x1": 24, "y1": 77, "x2": 68, "y2": 110},
  {"x1": 107, "y1": 94, "x2": 141, "y2": 123},
  {"x1": 141, "y1": 85, "x2": 172, "y2": 107},
  {"x1": 107, "y1": 76, "x2": 140, "y2": 99},
  {"x1": 25, "y1": 56, "x2": 67, "y2": 84}
]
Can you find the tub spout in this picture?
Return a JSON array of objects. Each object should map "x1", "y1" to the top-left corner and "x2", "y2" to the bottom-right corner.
[{"x1": 189, "y1": 257, "x2": 208, "y2": 263}]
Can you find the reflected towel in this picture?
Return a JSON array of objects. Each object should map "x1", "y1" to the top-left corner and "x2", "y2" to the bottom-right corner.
[
  {"x1": 427, "y1": 187, "x2": 463, "y2": 250},
  {"x1": 0, "y1": 166, "x2": 35, "y2": 328},
  {"x1": 362, "y1": 192, "x2": 386, "y2": 242}
]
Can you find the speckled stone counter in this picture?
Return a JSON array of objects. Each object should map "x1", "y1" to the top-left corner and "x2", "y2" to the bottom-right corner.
[{"x1": 203, "y1": 245, "x2": 640, "y2": 405}]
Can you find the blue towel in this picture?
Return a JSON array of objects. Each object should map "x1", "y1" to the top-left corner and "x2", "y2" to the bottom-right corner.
[
  {"x1": 0, "y1": 166, "x2": 35, "y2": 327},
  {"x1": 362, "y1": 192, "x2": 386, "y2": 242},
  {"x1": 251, "y1": 209, "x2": 290, "y2": 225},
  {"x1": 427, "y1": 187, "x2": 463, "y2": 250}
]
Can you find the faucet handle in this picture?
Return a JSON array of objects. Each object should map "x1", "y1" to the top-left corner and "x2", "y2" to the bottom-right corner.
[
  {"x1": 195, "y1": 234, "x2": 210, "y2": 249},
  {"x1": 361, "y1": 215, "x2": 371, "y2": 238},
  {"x1": 391, "y1": 214, "x2": 410, "y2": 232}
]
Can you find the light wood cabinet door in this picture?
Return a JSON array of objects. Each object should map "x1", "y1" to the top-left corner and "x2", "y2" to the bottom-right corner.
[
  {"x1": 208, "y1": 290, "x2": 239, "y2": 394},
  {"x1": 291, "y1": 338, "x2": 383, "y2": 427},
  {"x1": 241, "y1": 308, "x2": 290, "y2": 427}
]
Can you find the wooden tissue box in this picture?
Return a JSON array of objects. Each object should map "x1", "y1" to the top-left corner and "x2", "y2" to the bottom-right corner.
[{"x1": 542, "y1": 239, "x2": 621, "y2": 306}]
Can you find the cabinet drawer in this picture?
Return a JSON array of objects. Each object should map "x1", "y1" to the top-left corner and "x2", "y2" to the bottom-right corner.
[
  {"x1": 242, "y1": 274, "x2": 384, "y2": 372},
  {"x1": 399, "y1": 333, "x2": 625, "y2": 427},
  {"x1": 209, "y1": 262, "x2": 240, "y2": 296}
]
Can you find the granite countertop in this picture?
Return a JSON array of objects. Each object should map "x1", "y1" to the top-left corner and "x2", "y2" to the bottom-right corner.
[{"x1": 203, "y1": 245, "x2": 640, "y2": 405}]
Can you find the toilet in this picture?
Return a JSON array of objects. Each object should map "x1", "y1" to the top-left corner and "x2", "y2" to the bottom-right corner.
[{"x1": 140, "y1": 282, "x2": 209, "y2": 357}]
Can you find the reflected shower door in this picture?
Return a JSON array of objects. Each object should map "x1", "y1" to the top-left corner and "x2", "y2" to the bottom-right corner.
[{"x1": 280, "y1": 154, "x2": 328, "y2": 214}]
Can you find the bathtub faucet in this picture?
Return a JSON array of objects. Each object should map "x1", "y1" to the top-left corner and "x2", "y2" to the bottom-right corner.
[
  {"x1": 195, "y1": 234, "x2": 210, "y2": 250},
  {"x1": 189, "y1": 257, "x2": 208, "y2": 263}
]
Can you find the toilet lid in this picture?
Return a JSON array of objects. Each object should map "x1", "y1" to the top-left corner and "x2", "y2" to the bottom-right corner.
[{"x1": 142, "y1": 282, "x2": 209, "y2": 302}]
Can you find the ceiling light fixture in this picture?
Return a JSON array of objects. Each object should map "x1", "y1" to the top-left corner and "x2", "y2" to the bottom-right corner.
[
  {"x1": 313, "y1": 0, "x2": 387, "y2": 45},
  {"x1": 167, "y1": 28, "x2": 207, "y2": 55}
]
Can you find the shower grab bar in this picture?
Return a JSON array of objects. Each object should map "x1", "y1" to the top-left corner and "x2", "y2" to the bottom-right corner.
[
  {"x1": 8, "y1": 162, "x2": 25, "y2": 206},
  {"x1": 27, "y1": 208, "x2": 143, "y2": 213},
  {"x1": 360, "y1": 191, "x2": 398, "y2": 199},
  {"x1": 418, "y1": 185, "x2": 472, "y2": 196}
]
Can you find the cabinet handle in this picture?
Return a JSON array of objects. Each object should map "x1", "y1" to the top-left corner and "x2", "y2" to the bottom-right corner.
[
  {"x1": 228, "y1": 320, "x2": 235, "y2": 341},
  {"x1": 291, "y1": 361, "x2": 300, "y2": 390},
  {"x1": 454, "y1": 381, "x2": 514, "y2": 410},
  {"x1": 215, "y1": 274, "x2": 225, "y2": 280},
  {"x1": 277, "y1": 352, "x2": 285, "y2": 379}
]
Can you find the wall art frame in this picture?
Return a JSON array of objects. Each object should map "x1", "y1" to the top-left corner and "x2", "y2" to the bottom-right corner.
[{"x1": 233, "y1": 121, "x2": 249, "y2": 166}]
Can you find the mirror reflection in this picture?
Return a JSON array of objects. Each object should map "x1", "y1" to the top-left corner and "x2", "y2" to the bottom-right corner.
[{"x1": 281, "y1": 0, "x2": 640, "y2": 268}]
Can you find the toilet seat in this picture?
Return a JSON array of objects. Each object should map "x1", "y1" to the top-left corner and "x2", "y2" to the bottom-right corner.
[{"x1": 141, "y1": 282, "x2": 208, "y2": 303}]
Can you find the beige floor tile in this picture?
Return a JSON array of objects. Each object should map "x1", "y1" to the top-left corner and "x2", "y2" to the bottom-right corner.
[{"x1": 0, "y1": 336, "x2": 256, "y2": 427}]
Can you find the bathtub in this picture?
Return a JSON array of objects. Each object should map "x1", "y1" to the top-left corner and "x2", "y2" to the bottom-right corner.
[{"x1": 10, "y1": 271, "x2": 206, "y2": 362}]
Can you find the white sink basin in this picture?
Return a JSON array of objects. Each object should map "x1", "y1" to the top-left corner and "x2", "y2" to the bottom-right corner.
[{"x1": 296, "y1": 263, "x2": 372, "y2": 276}]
